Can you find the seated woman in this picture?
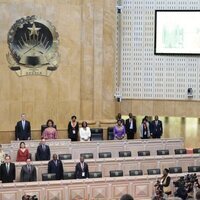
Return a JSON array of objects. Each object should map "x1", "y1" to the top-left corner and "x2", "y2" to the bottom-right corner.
[
  {"x1": 42, "y1": 119, "x2": 57, "y2": 140},
  {"x1": 79, "y1": 121, "x2": 91, "y2": 142},
  {"x1": 16, "y1": 142, "x2": 30, "y2": 162},
  {"x1": 160, "y1": 168, "x2": 171, "y2": 196},
  {"x1": 139, "y1": 118, "x2": 150, "y2": 139},
  {"x1": 68, "y1": 115, "x2": 79, "y2": 141},
  {"x1": 114, "y1": 119, "x2": 126, "y2": 140}
]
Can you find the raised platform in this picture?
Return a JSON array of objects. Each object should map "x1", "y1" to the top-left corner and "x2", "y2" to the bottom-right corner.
[{"x1": 3, "y1": 138, "x2": 184, "y2": 161}]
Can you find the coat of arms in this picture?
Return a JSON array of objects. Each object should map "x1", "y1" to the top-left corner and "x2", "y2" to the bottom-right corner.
[{"x1": 7, "y1": 15, "x2": 59, "y2": 76}]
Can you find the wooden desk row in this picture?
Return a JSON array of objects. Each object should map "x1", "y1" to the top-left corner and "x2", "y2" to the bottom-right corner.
[
  {"x1": 2, "y1": 138, "x2": 184, "y2": 161},
  {"x1": 13, "y1": 153, "x2": 200, "y2": 182},
  {"x1": 0, "y1": 173, "x2": 197, "y2": 200}
]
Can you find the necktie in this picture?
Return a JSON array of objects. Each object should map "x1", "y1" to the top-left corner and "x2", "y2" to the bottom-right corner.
[
  {"x1": 42, "y1": 144, "x2": 46, "y2": 151},
  {"x1": 81, "y1": 163, "x2": 84, "y2": 171},
  {"x1": 22, "y1": 120, "x2": 25, "y2": 129},
  {"x1": 6, "y1": 164, "x2": 9, "y2": 173},
  {"x1": 27, "y1": 165, "x2": 31, "y2": 172}
]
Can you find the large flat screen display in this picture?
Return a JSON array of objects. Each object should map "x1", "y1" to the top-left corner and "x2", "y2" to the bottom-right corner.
[{"x1": 154, "y1": 10, "x2": 200, "y2": 55}]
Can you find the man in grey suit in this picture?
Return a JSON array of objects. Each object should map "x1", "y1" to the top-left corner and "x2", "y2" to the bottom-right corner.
[{"x1": 20, "y1": 158, "x2": 37, "y2": 182}]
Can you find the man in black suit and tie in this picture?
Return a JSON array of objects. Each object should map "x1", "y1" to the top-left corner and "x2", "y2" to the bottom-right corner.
[
  {"x1": 75, "y1": 156, "x2": 89, "y2": 179},
  {"x1": 125, "y1": 113, "x2": 137, "y2": 139},
  {"x1": 151, "y1": 115, "x2": 163, "y2": 139},
  {"x1": 0, "y1": 155, "x2": 16, "y2": 183},
  {"x1": 36, "y1": 138, "x2": 51, "y2": 161},
  {"x1": 48, "y1": 154, "x2": 63, "y2": 180},
  {"x1": 15, "y1": 113, "x2": 31, "y2": 140},
  {"x1": 20, "y1": 158, "x2": 37, "y2": 182}
]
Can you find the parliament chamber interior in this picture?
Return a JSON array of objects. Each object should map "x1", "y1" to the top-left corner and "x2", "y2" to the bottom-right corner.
[{"x1": 1, "y1": 0, "x2": 200, "y2": 200}]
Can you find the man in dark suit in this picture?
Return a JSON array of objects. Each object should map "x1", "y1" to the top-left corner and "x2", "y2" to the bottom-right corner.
[
  {"x1": 125, "y1": 113, "x2": 137, "y2": 139},
  {"x1": 20, "y1": 158, "x2": 37, "y2": 182},
  {"x1": 36, "y1": 138, "x2": 51, "y2": 161},
  {"x1": 48, "y1": 154, "x2": 63, "y2": 180},
  {"x1": 15, "y1": 113, "x2": 31, "y2": 140},
  {"x1": 151, "y1": 115, "x2": 163, "y2": 138},
  {"x1": 75, "y1": 156, "x2": 89, "y2": 179},
  {"x1": 0, "y1": 155, "x2": 15, "y2": 183}
]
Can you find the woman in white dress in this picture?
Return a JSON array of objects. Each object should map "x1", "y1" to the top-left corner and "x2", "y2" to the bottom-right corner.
[{"x1": 79, "y1": 121, "x2": 91, "y2": 142}]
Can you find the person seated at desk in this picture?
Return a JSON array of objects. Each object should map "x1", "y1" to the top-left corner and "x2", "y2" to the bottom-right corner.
[
  {"x1": 20, "y1": 158, "x2": 37, "y2": 182},
  {"x1": 160, "y1": 168, "x2": 171, "y2": 196},
  {"x1": 48, "y1": 154, "x2": 63, "y2": 180},
  {"x1": 114, "y1": 119, "x2": 126, "y2": 140},
  {"x1": 16, "y1": 142, "x2": 30, "y2": 162},
  {"x1": 75, "y1": 156, "x2": 89, "y2": 179},
  {"x1": 68, "y1": 115, "x2": 79, "y2": 141},
  {"x1": 42, "y1": 119, "x2": 57, "y2": 140},
  {"x1": 79, "y1": 121, "x2": 91, "y2": 142},
  {"x1": 36, "y1": 138, "x2": 51, "y2": 161},
  {"x1": 0, "y1": 144, "x2": 5, "y2": 164}
]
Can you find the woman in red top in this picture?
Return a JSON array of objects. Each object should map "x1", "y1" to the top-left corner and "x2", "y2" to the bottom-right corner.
[{"x1": 16, "y1": 142, "x2": 30, "y2": 162}]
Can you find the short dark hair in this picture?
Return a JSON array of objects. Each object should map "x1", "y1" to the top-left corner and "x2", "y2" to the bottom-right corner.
[
  {"x1": 196, "y1": 191, "x2": 200, "y2": 200},
  {"x1": 46, "y1": 119, "x2": 54, "y2": 127},
  {"x1": 20, "y1": 142, "x2": 25, "y2": 148},
  {"x1": 71, "y1": 115, "x2": 77, "y2": 120},
  {"x1": 82, "y1": 121, "x2": 88, "y2": 127},
  {"x1": 164, "y1": 168, "x2": 169, "y2": 173},
  {"x1": 120, "y1": 194, "x2": 134, "y2": 200}
]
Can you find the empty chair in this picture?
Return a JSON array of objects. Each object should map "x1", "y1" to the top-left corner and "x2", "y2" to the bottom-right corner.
[
  {"x1": 89, "y1": 171, "x2": 102, "y2": 178},
  {"x1": 193, "y1": 148, "x2": 200, "y2": 154},
  {"x1": 98, "y1": 152, "x2": 112, "y2": 158},
  {"x1": 63, "y1": 171, "x2": 75, "y2": 180},
  {"x1": 119, "y1": 151, "x2": 132, "y2": 157},
  {"x1": 107, "y1": 127, "x2": 114, "y2": 140},
  {"x1": 169, "y1": 167, "x2": 182, "y2": 174},
  {"x1": 42, "y1": 173, "x2": 56, "y2": 181},
  {"x1": 58, "y1": 154, "x2": 72, "y2": 160},
  {"x1": 80, "y1": 153, "x2": 93, "y2": 159},
  {"x1": 129, "y1": 170, "x2": 143, "y2": 176},
  {"x1": 110, "y1": 170, "x2": 123, "y2": 177},
  {"x1": 138, "y1": 151, "x2": 150, "y2": 156},
  {"x1": 157, "y1": 149, "x2": 169, "y2": 155},
  {"x1": 90, "y1": 128, "x2": 103, "y2": 141},
  {"x1": 188, "y1": 166, "x2": 200, "y2": 172},
  {"x1": 147, "y1": 168, "x2": 161, "y2": 175},
  {"x1": 174, "y1": 149, "x2": 187, "y2": 155}
]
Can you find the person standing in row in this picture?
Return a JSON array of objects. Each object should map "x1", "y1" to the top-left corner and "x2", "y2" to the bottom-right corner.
[
  {"x1": 20, "y1": 158, "x2": 37, "y2": 182},
  {"x1": 75, "y1": 156, "x2": 89, "y2": 179},
  {"x1": 36, "y1": 138, "x2": 51, "y2": 161},
  {"x1": 16, "y1": 142, "x2": 30, "y2": 162},
  {"x1": 79, "y1": 121, "x2": 91, "y2": 142},
  {"x1": 15, "y1": 113, "x2": 31, "y2": 140},
  {"x1": 0, "y1": 155, "x2": 16, "y2": 183},
  {"x1": 151, "y1": 115, "x2": 163, "y2": 139},
  {"x1": 68, "y1": 115, "x2": 79, "y2": 141},
  {"x1": 140, "y1": 118, "x2": 150, "y2": 139},
  {"x1": 114, "y1": 119, "x2": 126, "y2": 140},
  {"x1": 116, "y1": 113, "x2": 125, "y2": 125},
  {"x1": 48, "y1": 154, "x2": 63, "y2": 180},
  {"x1": 125, "y1": 113, "x2": 137, "y2": 139},
  {"x1": 42, "y1": 119, "x2": 57, "y2": 140}
]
